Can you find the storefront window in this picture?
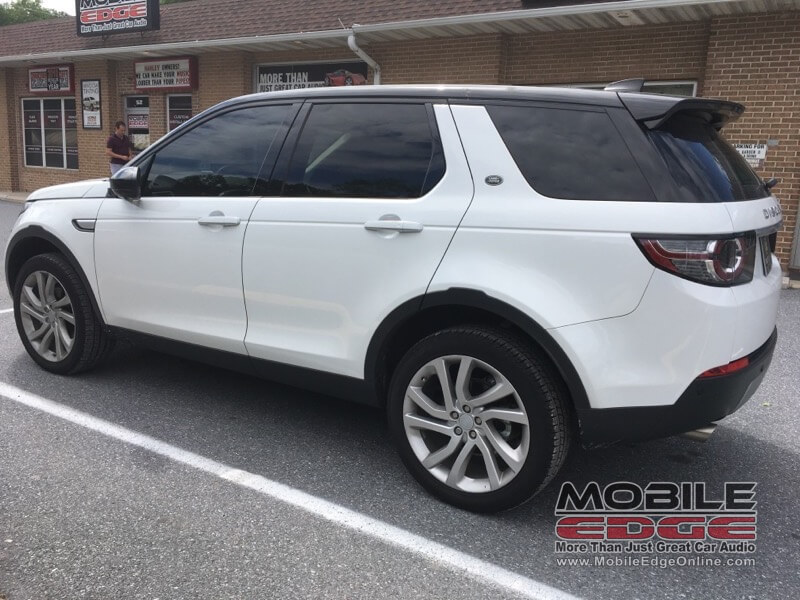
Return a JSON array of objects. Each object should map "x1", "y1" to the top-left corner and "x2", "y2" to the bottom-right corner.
[
  {"x1": 22, "y1": 98, "x2": 78, "y2": 169},
  {"x1": 167, "y1": 95, "x2": 193, "y2": 131}
]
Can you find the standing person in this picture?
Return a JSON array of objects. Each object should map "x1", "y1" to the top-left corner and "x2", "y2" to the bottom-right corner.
[{"x1": 106, "y1": 120, "x2": 132, "y2": 176}]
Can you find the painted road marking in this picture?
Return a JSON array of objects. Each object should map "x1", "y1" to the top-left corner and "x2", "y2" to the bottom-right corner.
[
  {"x1": 0, "y1": 308, "x2": 13, "y2": 314},
  {"x1": 0, "y1": 380, "x2": 580, "y2": 600}
]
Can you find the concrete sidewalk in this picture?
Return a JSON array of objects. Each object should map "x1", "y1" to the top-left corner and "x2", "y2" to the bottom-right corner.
[{"x1": 0, "y1": 191, "x2": 27, "y2": 204}]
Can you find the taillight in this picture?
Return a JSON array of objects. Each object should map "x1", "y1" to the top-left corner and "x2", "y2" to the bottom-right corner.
[
  {"x1": 699, "y1": 357, "x2": 749, "y2": 378},
  {"x1": 634, "y1": 233, "x2": 756, "y2": 286}
]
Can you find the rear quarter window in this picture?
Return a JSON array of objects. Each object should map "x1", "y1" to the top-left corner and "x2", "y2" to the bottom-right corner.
[{"x1": 486, "y1": 104, "x2": 654, "y2": 201}]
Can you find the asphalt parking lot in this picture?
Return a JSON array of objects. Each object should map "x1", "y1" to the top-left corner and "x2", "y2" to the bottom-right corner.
[{"x1": 0, "y1": 198, "x2": 798, "y2": 600}]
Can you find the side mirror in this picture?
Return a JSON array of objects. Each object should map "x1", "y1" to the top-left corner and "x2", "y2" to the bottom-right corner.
[{"x1": 110, "y1": 166, "x2": 142, "y2": 202}]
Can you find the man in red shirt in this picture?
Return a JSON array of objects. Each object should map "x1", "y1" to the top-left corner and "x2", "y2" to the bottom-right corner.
[{"x1": 106, "y1": 121, "x2": 132, "y2": 176}]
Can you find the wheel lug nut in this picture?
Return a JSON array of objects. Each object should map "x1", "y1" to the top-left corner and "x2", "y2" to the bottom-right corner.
[
  {"x1": 469, "y1": 431, "x2": 477, "y2": 439},
  {"x1": 454, "y1": 427, "x2": 463, "y2": 435},
  {"x1": 463, "y1": 405, "x2": 471, "y2": 413},
  {"x1": 450, "y1": 411, "x2": 459, "y2": 420},
  {"x1": 475, "y1": 417, "x2": 482, "y2": 425}
]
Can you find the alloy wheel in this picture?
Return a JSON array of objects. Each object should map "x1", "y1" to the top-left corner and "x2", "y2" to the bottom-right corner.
[
  {"x1": 402, "y1": 355, "x2": 530, "y2": 493},
  {"x1": 19, "y1": 270, "x2": 76, "y2": 362}
]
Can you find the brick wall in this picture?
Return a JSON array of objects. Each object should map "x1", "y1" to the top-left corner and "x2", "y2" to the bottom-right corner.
[
  {"x1": 702, "y1": 13, "x2": 800, "y2": 267},
  {"x1": 503, "y1": 23, "x2": 710, "y2": 87},
  {"x1": 374, "y1": 34, "x2": 506, "y2": 84},
  {"x1": 0, "y1": 68, "x2": 13, "y2": 190},
  {"x1": 74, "y1": 60, "x2": 119, "y2": 182}
]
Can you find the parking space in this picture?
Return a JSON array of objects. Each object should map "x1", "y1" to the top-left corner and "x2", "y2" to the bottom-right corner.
[{"x1": 1, "y1": 200, "x2": 798, "y2": 599}]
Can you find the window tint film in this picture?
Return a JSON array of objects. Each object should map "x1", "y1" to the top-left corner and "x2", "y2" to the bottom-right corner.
[
  {"x1": 144, "y1": 104, "x2": 291, "y2": 197},
  {"x1": 284, "y1": 103, "x2": 443, "y2": 199},
  {"x1": 648, "y1": 114, "x2": 768, "y2": 202},
  {"x1": 487, "y1": 105, "x2": 654, "y2": 201}
]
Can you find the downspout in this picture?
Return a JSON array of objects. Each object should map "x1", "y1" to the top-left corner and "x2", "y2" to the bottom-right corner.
[{"x1": 347, "y1": 30, "x2": 381, "y2": 85}]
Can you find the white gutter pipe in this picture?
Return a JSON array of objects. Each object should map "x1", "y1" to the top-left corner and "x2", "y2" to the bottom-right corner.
[{"x1": 347, "y1": 30, "x2": 381, "y2": 85}]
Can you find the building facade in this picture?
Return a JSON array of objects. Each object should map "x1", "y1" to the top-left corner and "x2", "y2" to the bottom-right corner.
[{"x1": 1, "y1": 0, "x2": 799, "y2": 271}]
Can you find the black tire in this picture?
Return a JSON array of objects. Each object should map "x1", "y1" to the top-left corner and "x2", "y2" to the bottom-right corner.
[
  {"x1": 387, "y1": 326, "x2": 571, "y2": 512},
  {"x1": 13, "y1": 253, "x2": 113, "y2": 375},
  {"x1": 345, "y1": 76, "x2": 353, "y2": 85}
]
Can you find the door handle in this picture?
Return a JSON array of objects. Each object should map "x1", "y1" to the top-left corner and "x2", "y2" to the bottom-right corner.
[
  {"x1": 198, "y1": 215, "x2": 241, "y2": 227},
  {"x1": 364, "y1": 219, "x2": 423, "y2": 233}
]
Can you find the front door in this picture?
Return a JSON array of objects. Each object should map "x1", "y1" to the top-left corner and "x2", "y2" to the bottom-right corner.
[{"x1": 95, "y1": 102, "x2": 297, "y2": 354}]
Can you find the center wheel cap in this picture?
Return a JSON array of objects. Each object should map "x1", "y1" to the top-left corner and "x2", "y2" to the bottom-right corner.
[{"x1": 458, "y1": 413, "x2": 475, "y2": 431}]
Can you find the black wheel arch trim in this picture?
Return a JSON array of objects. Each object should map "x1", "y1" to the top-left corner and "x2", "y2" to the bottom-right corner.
[
  {"x1": 5, "y1": 225, "x2": 105, "y2": 325},
  {"x1": 364, "y1": 288, "x2": 591, "y2": 412}
]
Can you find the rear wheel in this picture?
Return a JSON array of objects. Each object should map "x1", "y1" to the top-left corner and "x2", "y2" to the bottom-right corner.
[
  {"x1": 14, "y1": 253, "x2": 113, "y2": 375},
  {"x1": 388, "y1": 326, "x2": 570, "y2": 512}
]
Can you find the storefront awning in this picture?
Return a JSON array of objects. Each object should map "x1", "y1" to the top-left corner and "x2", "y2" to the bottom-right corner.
[{"x1": 0, "y1": 0, "x2": 798, "y2": 66}]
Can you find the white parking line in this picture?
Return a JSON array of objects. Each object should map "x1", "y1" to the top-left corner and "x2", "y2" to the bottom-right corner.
[
  {"x1": 0, "y1": 308, "x2": 13, "y2": 314},
  {"x1": 0, "y1": 380, "x2": 580, "y2": 600}
]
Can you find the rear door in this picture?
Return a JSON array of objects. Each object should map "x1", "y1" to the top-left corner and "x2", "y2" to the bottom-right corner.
[{"x1": 241, "y1": 100, "x2": 473, "y2": 378}]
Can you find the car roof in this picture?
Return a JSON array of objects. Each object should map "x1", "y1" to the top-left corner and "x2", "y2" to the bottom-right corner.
[{"x1": 216, "y1": 84, "x2": 630, "y2": 110}]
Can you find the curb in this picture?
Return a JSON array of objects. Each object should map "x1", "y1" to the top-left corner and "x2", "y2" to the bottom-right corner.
[{"x1": 0, "y1": 193, "x2": 27, "y2": 205}]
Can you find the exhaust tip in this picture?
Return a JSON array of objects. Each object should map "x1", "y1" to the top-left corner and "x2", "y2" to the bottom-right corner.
[{"x1": 681, "y1": 424, "x2": 717, "y2": 443}]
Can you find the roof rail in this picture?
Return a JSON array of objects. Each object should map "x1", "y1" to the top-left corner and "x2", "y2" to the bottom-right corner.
[{"x1": 604, "y1": 78, "x2": 645, "y2": 93}]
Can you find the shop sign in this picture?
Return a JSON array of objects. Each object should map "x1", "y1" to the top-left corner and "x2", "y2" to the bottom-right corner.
[
  {"x1": 134, "y1": 57, "x2": 198, "y2": 91},
  {"x1": 255, "y1": 61, "x2": 369, "y2": 93},
  {"x1": 28, "y1": 65, "x2": 74, "y2": 94},
  {"x1": 733, "y1": 143, "x2": 768, "y2": 169},
  {"x1": 81, "y1": 79, "x2": 102, "y2": 129},
  {"x1": 127, "y1": 114, "x2": 149, "y2": 130},
  {"x1": 76, "y1": 0, "x2": 160, "y2": 37}
]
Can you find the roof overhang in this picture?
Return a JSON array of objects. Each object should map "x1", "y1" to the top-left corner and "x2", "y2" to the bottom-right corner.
[{"x1": 1, "y1": 0, "x2": 798, "y2": 67}]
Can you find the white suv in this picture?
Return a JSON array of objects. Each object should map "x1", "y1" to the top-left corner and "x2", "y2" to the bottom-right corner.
[{"x1": 5, "y1": 83, "x2": 783, "y2": 512}]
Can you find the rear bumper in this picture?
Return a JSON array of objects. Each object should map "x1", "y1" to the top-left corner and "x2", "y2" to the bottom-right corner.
[{"x1": 578, "y1": 327, "x2": 777, "y2": 446}]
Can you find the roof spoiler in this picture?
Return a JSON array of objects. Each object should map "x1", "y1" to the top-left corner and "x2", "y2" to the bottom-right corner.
[
  {"x1": 618, "y1": 92, "x2": 745, "y2": 130},
  {"x1": 604, "y1": 78, "x2": 645, "y2": 93}
]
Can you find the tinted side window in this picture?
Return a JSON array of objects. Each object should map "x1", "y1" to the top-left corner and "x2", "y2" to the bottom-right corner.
[
  {"x1": 487, "y1": 105, "x2": 654, "y2": 201},
  {"x1": 284, "y1": 103, "x2": 444, "y2": 199},
  {"x1": 144, "y1": 104, "x2": 291, "y2": 197},
  {"x1": 648, "y1": 115, "x2": 768, "y2": 202}
]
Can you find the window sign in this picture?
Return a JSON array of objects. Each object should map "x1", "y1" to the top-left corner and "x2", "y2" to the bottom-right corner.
[
  {"x1": 134, "y1": 57, "x2": 198, "y2": 91},
  {"x1": 23, "y1": 98, "x2": 78, "y2": 170},
  {"x1": 81, "y1": 79, "x2": 102, "y2": 129},
  {"x1": 733, "y1": 144, "x2": 768, "y2": 169},
  {"x1": 125, "y1": 96, "x2": 150, "y2": 152},
  {"x1": 255, "y1": 61, "x2": 368, "y2": 93},
  {"x1": 167, "y1": 95, "x2": 193, "y2": 131},
  {"x1": 28, "y1": 65, "x2": 74, "y2": 94},
  {"x1": 76, "y1": 0, "x2": 160, "y2": 37}
]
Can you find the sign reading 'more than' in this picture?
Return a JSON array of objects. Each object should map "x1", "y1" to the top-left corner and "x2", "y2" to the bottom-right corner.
[
  {"x1": 76, "y1": 0, "x2": 160, "y2": 37},
  {"x1": 134, "y1": 58, "x2": 198, "y2": 91}
]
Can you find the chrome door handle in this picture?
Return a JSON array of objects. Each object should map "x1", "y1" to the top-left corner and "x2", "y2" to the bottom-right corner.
[
  {"x1": 364, "y1": 220, "x2": 423, "y2": 233},
  {"x1": 198, "y1": 215, "x2": 241, "y2": 227}
]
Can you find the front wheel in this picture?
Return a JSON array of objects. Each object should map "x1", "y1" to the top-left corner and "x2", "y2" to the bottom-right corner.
[
  {"x1": 13, "y1": 253, "x2": 113, "y2": 375},
  {"x1": 388, "y1": 326, "x2": 571, "y2": 512}
]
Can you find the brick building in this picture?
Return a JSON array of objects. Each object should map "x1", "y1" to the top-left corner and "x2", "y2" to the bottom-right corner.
[{"x1": 1, "y1": 0, "x2": 799, "y2": 271}]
